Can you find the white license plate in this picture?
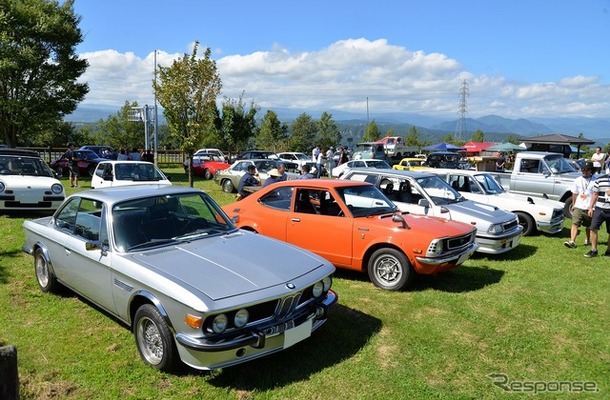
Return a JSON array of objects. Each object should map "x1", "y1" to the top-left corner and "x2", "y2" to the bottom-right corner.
[
  {"x1": 283, "y1": 318, "x2": 313, "y2": 348},
  {"x1": 20, "y1": 193, "x2": 39, "y2": 204}
]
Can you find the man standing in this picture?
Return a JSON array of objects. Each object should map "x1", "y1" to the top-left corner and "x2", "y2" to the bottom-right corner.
[
  {"x1": 586, "y1": 172, "x2": 610, "y2": 257},
  {"x1": 237, "y1": 164, "x2": 260, "y2": 199},
  {"x1": 590, "y1": 146, "x2": 605, "y2": 174},
  {"x1": 564, "y1": 162, "x2": 595, "y2": 248},
  {"x1": 63, "y1": 142, "x2": 79, "y2": 188}
]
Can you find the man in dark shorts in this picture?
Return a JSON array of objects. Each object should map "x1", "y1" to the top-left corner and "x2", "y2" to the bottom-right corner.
[
  {"x1": 586, "y1": 172, "x2": 610, "y2": 257},
  {"x1": 564, "y1": 162, "x2": 595, "y2": 248},
  {"x1": 63, "y1": 142, "x2": 79, "y2": 188}
]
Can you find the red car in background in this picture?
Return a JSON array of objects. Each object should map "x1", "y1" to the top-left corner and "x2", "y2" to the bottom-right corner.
[{"x1": 185, "y1": 152, "x2": 230, "y2": 179}]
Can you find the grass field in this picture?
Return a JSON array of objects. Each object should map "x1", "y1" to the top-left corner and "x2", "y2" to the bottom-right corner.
[{"x1": 1, "y1": 169, "x2": 608, "y2": 399}]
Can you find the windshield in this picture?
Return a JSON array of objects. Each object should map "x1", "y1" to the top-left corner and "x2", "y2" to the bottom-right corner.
[
  {"x1": 369, "y1": 160, "x2": 392, "y2": 169},
  {"x1": 475, "y1": 174, "x2": 505, "y2": 194},
  {"x1": 114, "y1": 163, "x2": 167, "y2": 181},
  {"x1": 294, "y1": 153, "x2": 310, "y2": 161},
  {"x1": 335, "y1": 185, "x2": 396, "y2": 217},
  {"x1": 546, "y1": 156, "x2": 576, "y2": 174},
  {"x1": 112, "y1": 192, "x2": 236, "y2": 252},
  {"x1": 416, "y1": 175, "x2": 462, "y2": 205},
  {"x1": 0, "y1": 155, "x2": 54, "y2": 177}
]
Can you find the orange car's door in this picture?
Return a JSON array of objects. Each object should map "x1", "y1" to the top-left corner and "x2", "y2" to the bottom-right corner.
[{"x1": 286, "y1": 189, "x2": 353, "y2": 266}]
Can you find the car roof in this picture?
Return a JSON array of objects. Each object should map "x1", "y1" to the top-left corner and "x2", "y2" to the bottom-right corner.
[
  {"x1": 76, "y1": 185, "x2": 203, "y2": 206},
  {"x1": 262, "y1": 179, "x2": 372, "y2": 190},
  {"x1": 96, "y1": 160, "x2": 155, "y2": 165},
  {"x1": 345, "y1": 168, "x2": 436, "y2": 179},
  {"x1": 0, "y1": 149, "x2": 41, "y2": 158},
  {"x1": 426, "y1": 168, "x2": 480, "y2": 175}
]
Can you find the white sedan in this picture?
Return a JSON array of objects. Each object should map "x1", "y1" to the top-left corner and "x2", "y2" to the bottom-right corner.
[
  {"x1": 331, "y1": 159, "x2": 392, "y2": 178},
  {"x1": 428, "y1": 169, "x2": 565, "y2": 236},
  {"x1": 0, "y1": 149, "x2": 65, "y2": 211},
  {"x1": 91, "y1": 161, "x2": 171, "y2": 189}
]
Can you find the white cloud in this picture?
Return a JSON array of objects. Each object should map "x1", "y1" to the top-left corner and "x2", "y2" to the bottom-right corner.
[{"x1": 77, "y1": 38, "x2": 610, "y2": 118}]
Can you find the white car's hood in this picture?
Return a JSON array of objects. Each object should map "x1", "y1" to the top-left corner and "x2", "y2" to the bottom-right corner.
[
  {"x1": 0, "y1": 174, "x2": 62, "y2": 189},
  {"x1": 131, "y1": 231, "x2": 330, "y2": 301}
]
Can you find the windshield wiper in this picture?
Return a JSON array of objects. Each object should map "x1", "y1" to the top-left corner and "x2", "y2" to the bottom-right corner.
[{"x1": 127, "y1": 238, "x2": 178, "y2": 251}]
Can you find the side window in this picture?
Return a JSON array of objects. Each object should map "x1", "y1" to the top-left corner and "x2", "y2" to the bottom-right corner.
[
  {"x1": 94, "y1": 163, "x2": 106, "y2": 178},
  {"x1": 55, "y1": 198, "x2": 80, "y2": 232},
  {"x1": 521, "y1": 159, "x2": 540, "y2": 173},
  {"x1": 259, "y1": 187, "x2": 293, "y2": 210},
  {"x1": 74, "y1": 199, "x2": 103, "y2": 241},
  {"x1": 318, "y1": 190, "x2": 343, "y2": 217},
  {"x1": 294, "y1": 188, "x2": 317, "y2": 214},
  {"x1": 353, "y1": 161, "x2": 365, "y2": 168},
  {"x1": 468, "y1": 177, "x2": 482, "y2": 193}
]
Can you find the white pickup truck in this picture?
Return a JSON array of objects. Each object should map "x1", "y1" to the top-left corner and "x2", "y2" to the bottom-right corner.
[{"x1": 492, "y1": 151, "x2": 580, "y2": 217}]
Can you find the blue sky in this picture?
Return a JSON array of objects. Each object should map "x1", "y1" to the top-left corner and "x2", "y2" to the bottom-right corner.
[{"x1": 71, "y1": 0, "x2": 610, "y2": 119}]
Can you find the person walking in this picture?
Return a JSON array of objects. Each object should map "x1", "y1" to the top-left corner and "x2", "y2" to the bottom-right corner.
[
  {"x1": 585, "y1": 172, "x2": 610, "y2": 257},
  {"x1": 316, "y1": 148, "x2": 325, "y2": 178},
  {"x1": 564, "y1": 162, "x2": 595, "y2": 248},
  {"x1": 63, "y1": 142, "x2": 80, "y2": 188}
]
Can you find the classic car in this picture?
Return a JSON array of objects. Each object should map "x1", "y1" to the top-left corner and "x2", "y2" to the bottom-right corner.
[
  {"x1": 79, "y1": 145, "x2": 117, "y2": 160},
  {"x1": 0, "y1": 149, "x2": 65, "y2": 211},
  {"x1": 193, "y1": 148, "x2": 226, "y2": 163},
  {"x1": 222, "y1": 180, "x2": 478, "y2": 291},
  {"x1": 423, "y1": 152, "x2": 473, "y2": 169},
  {"x1": 341, "y1": 169, "x2": 523, "y2": 255},
  {"x1": 428, "y1": 169, "x2": 565, "y2": 236},
  {"x1": 184, "y1": 153, "x2": 230, "y2": 179},
  {"x1": 275, "y1": 152, "x2": 316, "y2": 169},
  {"x1": 392, "y1": 157, "x2": 428, "y2": 171},
  {"x1": 50, "y1": 149, "x2": 106, "y2": 177},
  {"x1": 91, "y1": 161, "x2": 172, "y2": 188},
  {"x1": 215, "y1": 159, "x2": 299, "y2": 193},
  {"x1": 331, "y1": 159, "x2": 392, "y2": 178},
  {"x1": 22, "y1": 185, "x2": 337, "y2": 372}
]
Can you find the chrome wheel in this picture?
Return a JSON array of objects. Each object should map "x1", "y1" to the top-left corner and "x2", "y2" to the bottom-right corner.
[
  {"x1": 368, "y1": 248, "x2": 413, "y2": 291},
  {"x1": 133, "y1": 304, "x2": 180, "y2": 372},
  {"x1": 136, "y1": 316, "x2": 164, "y2": 365}
]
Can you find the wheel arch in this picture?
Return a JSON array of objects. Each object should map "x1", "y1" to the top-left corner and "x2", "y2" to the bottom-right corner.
[
  {"x1": 361, "y1": 242, "x2": 409, "y2": 273},
  {"x1": 32, "y1": 241, "x2": 55, "y2": 272},
  {"x1": 129, "y1": 290, "x2": 173, "y2": 331}
]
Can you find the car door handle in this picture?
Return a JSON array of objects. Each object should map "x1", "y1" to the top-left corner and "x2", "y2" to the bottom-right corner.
[{"x1": 291, "y1": 218, "x2": 301, "y2": 222}]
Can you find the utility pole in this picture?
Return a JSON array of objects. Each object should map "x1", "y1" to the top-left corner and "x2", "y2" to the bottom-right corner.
[{"x1": 455, "y1": 80, "x2": 469, "y2": 141}]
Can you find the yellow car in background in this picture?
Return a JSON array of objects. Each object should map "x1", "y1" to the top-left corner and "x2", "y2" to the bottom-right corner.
[{"x1": 392, "y1": 157, "x2": 428, "y2": 171}]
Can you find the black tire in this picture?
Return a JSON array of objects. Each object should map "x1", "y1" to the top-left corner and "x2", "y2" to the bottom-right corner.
[
  {"x1": 133, "y1": 304, "x2": 180, "y2": 372},
  {"x1": 367, "y1": 248, "x2": 414, "y2": 291},
  {"x1": 222, "y1": 179, "x2": 235, "y2": 193},
  {"x1": 204, "y1": 169, "x2": 213, "y2": 180},
  {"x1": 34, "y1": 248, "x2": 59, "y2": 293},
  {"x1": 563, "y1": 196, "x2": 573, "y2": 218},
  {"x1": 515, "y1": 211, "x2": 536, "y2": 236}
]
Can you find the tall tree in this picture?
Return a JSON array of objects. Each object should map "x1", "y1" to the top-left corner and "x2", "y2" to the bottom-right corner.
[
  {"x1": 317, "y1": 112, "x2": 341, "y2": 149},
  {"x1": 255, "y1": 110, "x2": 288, "y2": 151},
  {"x1": 221, "y1": 92, "x2": 259, "y2": 155},
  {"x1": 153, "y1": 42, "x2": 222, "y2": 187},
  {"x1": 0, "y1": 0, "x2": 89, "y2": 147},
  {"x1": 405, "y1": 126, "x2": 421, "y2": 147},
  {"x1": 471, "y1": 129, "x2": 485, "y2": 142},
  {"x1": 362, "y1": 120, "x2": 381, "y2": 142},
  {"x1": 96, "y1": 101, "x2": 147, "y2": 151},
  {"x1": 289, "y1": 112, "x2": 318, "y2": 153}
]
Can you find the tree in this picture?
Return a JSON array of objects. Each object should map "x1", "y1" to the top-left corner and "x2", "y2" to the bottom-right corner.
[
  {"x1": 96, "y1": 101, "x2": 146, "y2": 151},
  {"x1": 153, "y1": 42, "x2": 222, "y2": 187},
  {"x1": 255, "y1": 110, "x2": 288, "y2": 151},
  {"x1": 405, "y1": 126, "x2": 421, "y2": 147},
  {"x1": 362, "y1": 120, "x2": 380, "y2": 142},
  {"x1": 317, "y1": 112, "x2": 341, "y2": 150},
  {"x1": 220, "y1": 92, "x2": 259, "y2": 155},
  {"x1": 0, "y1": 0, "x2": 88, "y2": 147},
  {"x1": 471, "y1": 129, "x2": 485, "y2": 142},
  {"x1": 289, "y1": 112, "x2": 318, "y2": 153}
]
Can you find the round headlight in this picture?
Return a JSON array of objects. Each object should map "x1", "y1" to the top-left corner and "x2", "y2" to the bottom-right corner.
[
  {"x1": 211, "y1": 314, "x2": 228, "y2": 333},
  {"x1": 51, "y1": 183, "x2": 63, "y2": 194},
  {"x1": 322, "y1": 276, "x2": 332, "y2": 292},
  {"x1": 312, "y1": 281, "x2": 324, "y2": 298},
  {"x1": 234, "y1": 309, "x2": 249, "y2": 328},
  {"x1": 0, "y1": 182, "x2": 5, "y2": 192}
]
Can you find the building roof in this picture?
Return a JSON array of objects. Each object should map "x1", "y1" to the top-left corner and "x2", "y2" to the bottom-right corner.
[{"x1": 520, "y1": 133, "x2": 595, "y2": 146}]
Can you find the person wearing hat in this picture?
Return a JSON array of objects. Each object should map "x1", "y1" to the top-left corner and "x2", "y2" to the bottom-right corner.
[
  {"x1": 564, "y1": 161, "x2": 596, "y2": 249},
  {"x1": 264, "y1": 168, "x2": 283, "y2": 187},
  {"x1": 237, "y1": 164, "x2": 260, "y2": 199}
]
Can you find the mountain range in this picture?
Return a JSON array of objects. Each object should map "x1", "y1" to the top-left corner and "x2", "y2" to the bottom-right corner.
[{"x1": 66, "y1": 105, "x2": 610, "y2": 145}]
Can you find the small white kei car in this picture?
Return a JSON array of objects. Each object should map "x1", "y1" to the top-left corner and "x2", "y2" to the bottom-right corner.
[
  {"x1": 22, "y1": 185, "x2": 337, "y2": 372},
  {"x1": 0, "y1": 149, "x2": 65, "y2": 211},
  {"x1": 91, "y1": 160, "x2": 171, "y2": 189}
]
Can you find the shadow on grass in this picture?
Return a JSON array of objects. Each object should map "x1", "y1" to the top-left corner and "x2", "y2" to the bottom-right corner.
[
  {"x1": 207, "y1": 304, "x2": 382, "y2": 389},
  {"x1": 411, "y1": 265, "x2": 505, "y2": 293},
  {"x1": 473, "y1": 243, "x2": 537, "y2": 261}
]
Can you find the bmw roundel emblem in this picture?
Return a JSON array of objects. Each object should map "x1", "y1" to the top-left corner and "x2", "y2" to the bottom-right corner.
[{"x1": 286, "y1": 283, "x2": 295, "y2": 290}]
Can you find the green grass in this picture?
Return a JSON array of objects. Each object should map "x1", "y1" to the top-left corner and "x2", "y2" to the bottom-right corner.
[{"x1": 1, "y1": 168, "x2": 608, "y2": 399}]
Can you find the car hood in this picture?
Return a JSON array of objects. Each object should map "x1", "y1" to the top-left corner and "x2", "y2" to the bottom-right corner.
[
  {"x1": 130, "y1": 231, "x2": 330, "y2": 301},
  {"x1": 0, "y1": 174, "x2": 62, "y2": 188},
  {"x1": 446, "y1": 199, "x2": 515, "y2": 224},
  {"x1": 391, "y1": 213, "x2": 475, "y2": 237},
  {"x1": 493, "y1": 192, "x2": 564, "y2": 209}
]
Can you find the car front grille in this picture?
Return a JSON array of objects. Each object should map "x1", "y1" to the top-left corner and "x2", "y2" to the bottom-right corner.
[
  {"x1": 503, "y1": 219, "x2": 519, "y2": 232},
  {"x1": 446, "y1": 231, "x2": 475, "y2": 250}
]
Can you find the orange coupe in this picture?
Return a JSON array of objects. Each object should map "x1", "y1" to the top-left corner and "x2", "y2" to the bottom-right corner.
[{"x1": 222, "y1": 179, "x2": 478, "y2": 290}]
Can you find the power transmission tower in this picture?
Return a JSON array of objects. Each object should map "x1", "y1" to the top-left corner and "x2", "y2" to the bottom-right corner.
[{"x1": 455, "y1": 80, "x2": 469, "y2": 141}]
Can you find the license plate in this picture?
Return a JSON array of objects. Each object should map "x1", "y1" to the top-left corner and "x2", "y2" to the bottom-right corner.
[
  {"x1": 284, "y1": 318, "x2": 312, "y2": 348},
  {"x1": 20, "y1": 193, "x2": 39, "y2": 204}
]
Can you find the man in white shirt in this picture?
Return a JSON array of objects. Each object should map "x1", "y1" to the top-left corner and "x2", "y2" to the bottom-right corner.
[
  {"x1": 590, "y1": 146, "x2": 605, "y2": 174},
  {"x1": 564, "y1": 162, "x2": 595, "y2": 248}
]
